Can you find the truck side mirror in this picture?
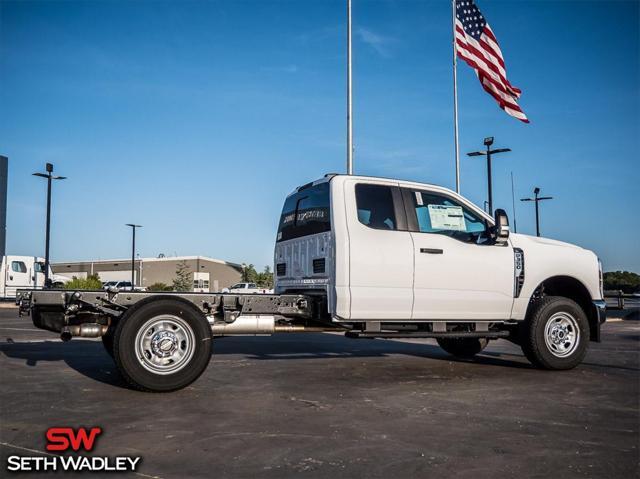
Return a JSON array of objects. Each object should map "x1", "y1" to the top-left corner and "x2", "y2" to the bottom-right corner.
[{"x1": 492, "y1": 209, "x2": 510, "y2": 245}]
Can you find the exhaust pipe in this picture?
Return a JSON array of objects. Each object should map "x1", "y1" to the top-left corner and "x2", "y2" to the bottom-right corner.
[
  {"x1": 60, "y1": 324, "x2": 109, "y2": 341},
  {"x1": 209, "y1": 315, "x2": 345, "y2": 336}
]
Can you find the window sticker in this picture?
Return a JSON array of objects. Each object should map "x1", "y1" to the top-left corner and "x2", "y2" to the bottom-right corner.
[
  {"x1": 415, "y1": 191, "x2": 424, "y2": 206},
  {"x1": 427, "y1": 204, "x2": 466, "y2": 231}
]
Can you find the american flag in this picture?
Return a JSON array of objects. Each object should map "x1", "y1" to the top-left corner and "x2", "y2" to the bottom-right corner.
[{"x1": 455, "y1": 0, "x2": 529, "y2": 123}]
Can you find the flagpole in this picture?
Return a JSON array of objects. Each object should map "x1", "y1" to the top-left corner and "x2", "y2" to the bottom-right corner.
[
  {"x1": 346, "y1": 0, "x2": 354, "y2": 175},
  {"x1": 452, "y1": 0, "x2": 460, "y2": 193},
  {"x1": 511, "y1": 171, "x2": 518, "y2": 233}
]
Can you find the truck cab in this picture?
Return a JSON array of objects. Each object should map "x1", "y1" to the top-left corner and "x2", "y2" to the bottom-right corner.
[
  {"x1": 275, "y1": 174, "x2": 605, "y2": 366},
  {"x1": 1, "y1": 255, "x2": 51, "y2": 299}
]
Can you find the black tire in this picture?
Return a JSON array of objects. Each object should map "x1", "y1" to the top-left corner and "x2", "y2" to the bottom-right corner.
[
  {"x1": 437, "y1": 337, "x2": 489, "y2": 358},
  {"x1": 101, "y1": 328, "x2": 115, "y2": 357},
  {"x1": 520, "y1": 296, "x2": 589, "y2": 370},
  {"x1": 113, "y1": 299, "x2": 212, "y2": 392}
]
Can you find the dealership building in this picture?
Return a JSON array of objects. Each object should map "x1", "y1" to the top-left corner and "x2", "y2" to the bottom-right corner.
[{"x1": 52, "y1": 256, "x2": 243, "y2": 292}]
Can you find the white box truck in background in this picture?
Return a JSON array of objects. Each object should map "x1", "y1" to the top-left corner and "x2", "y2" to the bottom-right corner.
[{"x1": 1, "y1": 255, "x2": 68, "y2": 299}]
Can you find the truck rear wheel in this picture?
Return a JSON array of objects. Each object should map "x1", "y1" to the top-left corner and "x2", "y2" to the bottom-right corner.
[
  {"x1": 113, "y1": 299, "x2": 212, "y2": 392},
  {"x1": 521, "y1": 296, "x2": 589, "y2": 370},
  {"x1": 437, "y1": 337, "x2": 489, "y2": 358}
]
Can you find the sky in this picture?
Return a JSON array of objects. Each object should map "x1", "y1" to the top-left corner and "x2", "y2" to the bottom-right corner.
[{"x1": 1, "y1": 0, "x2": 638, "y2": 272}]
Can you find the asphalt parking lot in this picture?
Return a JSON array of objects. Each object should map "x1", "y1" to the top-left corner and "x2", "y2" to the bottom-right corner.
[{"x1": 0, "y1": 305, "x2": 638, "y2": 479}]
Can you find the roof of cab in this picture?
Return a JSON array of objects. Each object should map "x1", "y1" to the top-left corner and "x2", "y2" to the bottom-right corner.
[
  {"x1": 294, "y1": 173, "x2": 445, "y2": 194},
  {"x1": 288, "y1": 173, "x2": 493, "y2": 222}
]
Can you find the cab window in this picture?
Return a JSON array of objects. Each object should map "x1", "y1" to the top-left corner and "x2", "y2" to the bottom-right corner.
[
  {"x1": 355, "y1": 184, "x2": 397, "y2": 230},
  {"x1": 409, "y1": 190, "x2": 486, "y2": 242},
  {"x1": 11, "y1": 261, "x2": 27, "y2": 273},
  {"x1": 277, "y1": 182, "x2": 331, "y2": 242}
]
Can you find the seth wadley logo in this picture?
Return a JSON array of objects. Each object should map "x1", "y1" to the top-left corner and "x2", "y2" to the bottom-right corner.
[{"x1": 6, "y1": 427, "x2": 141, "y2": 473}]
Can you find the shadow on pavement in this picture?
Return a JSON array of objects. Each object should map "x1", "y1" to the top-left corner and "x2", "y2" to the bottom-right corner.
[
  {"x1": 0, "y1": 340, "x2": 128, "y2": 389},
  {"x1": 0, "y1": 334, "x2": 534, "y2": 389}
]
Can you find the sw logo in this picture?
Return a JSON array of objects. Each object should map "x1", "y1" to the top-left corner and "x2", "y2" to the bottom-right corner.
[
  {"x1": 46, "y1": 427, "x2": 102, "y2": 452},
  {"x1": 5, "y1": 426, "x2": 141, "y2": 473}
]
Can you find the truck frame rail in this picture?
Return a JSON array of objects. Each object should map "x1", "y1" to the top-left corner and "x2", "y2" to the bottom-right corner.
[{"x1": 17, "y1": 289, "x2": 322, "y2": 338}]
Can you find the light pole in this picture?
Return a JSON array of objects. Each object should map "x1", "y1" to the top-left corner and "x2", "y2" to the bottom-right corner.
[
  {"x1": 467, "y1": 137, "x2": 511, "y2": 215},
  {"x1": 126, "y1": 224, "x2": 142, "y2": 288},
  {"x1": 33, "y1": 163, "x2": 66, "y2": 287},
  {"x1": 520, "y1": 187, "x2": 553, "y2": 237},
  {"x1": 346, "y1": 0, "x2": 354, "y2": 175}
]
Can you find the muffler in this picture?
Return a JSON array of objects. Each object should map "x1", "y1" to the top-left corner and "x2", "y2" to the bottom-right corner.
[
  {"x1": 210, "y1": 315, "x2": 275, "y2": 336},
  {"x1": 60, "y1": 324, "x2": 109, "y2": 342}
]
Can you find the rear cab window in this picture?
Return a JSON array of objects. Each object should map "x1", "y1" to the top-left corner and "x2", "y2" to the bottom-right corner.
[{"x1": 277, "y1": 182, "x2": 331, "y2": 242}]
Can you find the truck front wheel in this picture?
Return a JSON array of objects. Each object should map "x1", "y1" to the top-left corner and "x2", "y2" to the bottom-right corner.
[
  {"x1": 113, "y1": 299, "x2": 212, "y2": 392},
  {"x1": 437, "y1": 337, "x2": 489, "y2": 358},
  {"x1": 521, "y1": 296, "x2": 589, "y2": 370}
]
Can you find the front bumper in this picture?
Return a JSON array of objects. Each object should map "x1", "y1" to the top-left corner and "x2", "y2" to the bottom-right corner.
[{"x1": 591, "y1": 299, "x2": 607, "y2": 342}]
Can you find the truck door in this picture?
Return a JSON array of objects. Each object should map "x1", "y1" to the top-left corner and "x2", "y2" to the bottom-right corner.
[
  {"x1": 404, "y1": 188, "x2": 514, "y2": 320},
  {"x1": 5, "y1": 257, "x2": 32, "y2": 298},
  {"x1": 33, "y1": 259, "x2": 46, "y2": 289},
  {"x1": 345, "y1": 181, "x2": 413, "y2": 320}
]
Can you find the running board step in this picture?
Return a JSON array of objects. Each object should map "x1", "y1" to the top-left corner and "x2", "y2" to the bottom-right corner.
[{"x1": 345, "y1": 331, "x2": 511, "y2": 339}]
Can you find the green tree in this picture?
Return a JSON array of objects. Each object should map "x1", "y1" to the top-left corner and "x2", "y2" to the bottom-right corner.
[
  {"x1": 64, "y1": 274, "x2": 103, "y2": 290},
  {"x1": 147, "y1": 282, "x2": 173, "y2": 292},
  {"x1": 241, "y1": 263, "x2": 258, "y2": 283},
  {"x1": 172, "y1": 260, "x2": 192, "y2": 291},
  {"x1": 603, "y1": 271, "x2": 640, "y2": 294},
  {"x1": 256, "y1": 265, "x2": 273, "y2": 288}
]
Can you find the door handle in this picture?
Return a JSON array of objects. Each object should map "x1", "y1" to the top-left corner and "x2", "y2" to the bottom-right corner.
[{"x1": 420, "y1": 248, "x2": 443, "y2": 254}]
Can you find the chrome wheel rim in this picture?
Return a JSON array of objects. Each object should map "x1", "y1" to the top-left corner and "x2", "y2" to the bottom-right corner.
[
  {"x1": 544, "y1": 312, "x2": 580, "y2": 358},
  {"x1": 135, "y1": 315, "x2": 195, "y2": 375}
]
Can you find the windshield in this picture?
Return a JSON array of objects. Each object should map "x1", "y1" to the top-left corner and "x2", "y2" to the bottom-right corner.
[{"x1": 277, "y1": 182, "x2": 331, "y2": 242}]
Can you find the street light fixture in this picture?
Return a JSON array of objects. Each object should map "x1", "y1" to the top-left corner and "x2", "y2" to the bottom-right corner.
[
  {"x1": 467, "y1": 137, "x2": 511, "y2": 215},
  {"x1": 520, "y1": 187, "x2": 553, "y2": 237},
  {"x1": 33, "y1": 163, "x2": 66, "y2": 287},
  {"x1": 126, "y1": 224, "x2": 142, "y2": 288}
]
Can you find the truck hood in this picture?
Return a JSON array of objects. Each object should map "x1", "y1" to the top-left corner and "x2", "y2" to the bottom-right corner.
[{"x1": 510, "y1": 233, "x2": 583, "y2": 251}]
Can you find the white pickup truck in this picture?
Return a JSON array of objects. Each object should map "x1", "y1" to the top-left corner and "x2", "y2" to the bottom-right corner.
[
  {"x1": 225, "y1": 282, "x2": 274, "y2": 294},
  {"x1": 17, "y1": 174, "x2": 606, "y2": 392}
]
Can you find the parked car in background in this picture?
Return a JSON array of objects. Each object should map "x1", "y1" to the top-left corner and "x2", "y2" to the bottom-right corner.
[
  {"x1": 224, "y1": 282, "x2": 274, "y2": 294},
  {"x1": 102, "y1": 280, "x2": 144, "y2": 291}
]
